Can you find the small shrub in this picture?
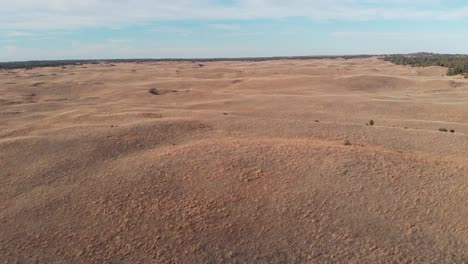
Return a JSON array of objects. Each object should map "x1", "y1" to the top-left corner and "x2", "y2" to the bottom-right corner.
[
  {"x1": 450, "y1": 129, "x2": 455, "y2": 133},
  {"x1": 369, "y1": 120, "x2": 375, "y2": 126},
  {"x1": 149, "y1": 88, "x2": 160, "y2": 95},
  {"x1": 439, "y1": 128, "x2": 448, "y2": 132}
]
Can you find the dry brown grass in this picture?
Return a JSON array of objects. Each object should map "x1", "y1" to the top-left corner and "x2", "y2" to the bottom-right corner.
[{"x1": 1, "y1": 58, "x2": 468, "y2": 263}]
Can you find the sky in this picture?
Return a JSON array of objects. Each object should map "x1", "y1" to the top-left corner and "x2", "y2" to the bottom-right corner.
[{"x1": 1, "y1": 0, "x2": 468, "y2": 61}]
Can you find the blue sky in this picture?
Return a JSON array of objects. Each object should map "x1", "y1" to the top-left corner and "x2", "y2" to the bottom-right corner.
[{"x1": 1, "y1": 0, "x2": 468, "y2": 61}]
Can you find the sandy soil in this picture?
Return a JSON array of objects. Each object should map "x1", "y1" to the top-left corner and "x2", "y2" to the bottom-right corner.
[{"x1": 1, "y1": 57, "x2": 468, "y2": 263}]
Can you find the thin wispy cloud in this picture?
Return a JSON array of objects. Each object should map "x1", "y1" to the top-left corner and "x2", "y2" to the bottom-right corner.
[
  {"x1": 1, "y1": 1, "x2": 468, "y2": 30},
  {"x1": 330, "y1": 31, "x2": 468, "y2": 39},
  {"x1": 209, "y1": 24, "x2": 242, "y2": 31},
  {"x1": 150, "y1": 26, "x2": 192, "y2": 36},
  {"x1": 5, "y1": 31, "x2": 36, "y2": 37}
]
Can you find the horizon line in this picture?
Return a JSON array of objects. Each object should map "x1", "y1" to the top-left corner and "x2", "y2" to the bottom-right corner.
[{"x1": 3, "y1": 52, "x2": 468, "y2": 64}]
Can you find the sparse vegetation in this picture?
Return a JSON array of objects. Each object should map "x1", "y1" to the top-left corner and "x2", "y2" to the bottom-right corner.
[
  {"x1": 0, "y1": 55, "x2": 375, "y2": 70},
  {"x1": 149, "y1": 88, "x2": 160, "y2": 95},
  {"x1": 440, "y1": 128, "x2": 456, "y2": 133},
  {"x1": 385, "y1": 53, "x2": 468, "y2": 76},
  {"x1": 148, "y1": 88, "x2": 177, "y2": 96}
]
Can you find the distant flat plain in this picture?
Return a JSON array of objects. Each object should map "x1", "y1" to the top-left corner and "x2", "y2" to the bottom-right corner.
[{"x1": 1, "y1": 57, "x2": 467, "y2": 263}]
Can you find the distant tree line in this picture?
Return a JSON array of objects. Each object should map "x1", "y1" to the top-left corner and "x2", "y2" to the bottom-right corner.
[
  {"x1": 384, "y1": 53, "x2": 468, "y2": 77},
  {"x1": 0, "y1": 60, "x2": 99, "y2": 70},
  {"x1": 0, "y1": 55, "x2": 375, "y2": 70}
]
